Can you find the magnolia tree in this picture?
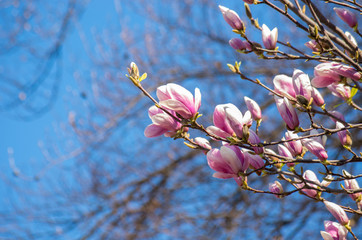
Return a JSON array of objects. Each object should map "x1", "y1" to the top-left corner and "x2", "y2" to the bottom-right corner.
[{"x1": 128, "y1": 1, "x2": 361, "y2": 239}]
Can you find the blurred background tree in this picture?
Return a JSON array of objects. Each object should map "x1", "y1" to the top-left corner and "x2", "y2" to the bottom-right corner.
[{"x1": 0, "y1": 0, "x2": 360, "y2": 239}]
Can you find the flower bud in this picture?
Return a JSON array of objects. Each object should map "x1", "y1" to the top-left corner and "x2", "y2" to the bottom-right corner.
[
  {"x1": 327, "y1": 83, "x2": 351, "y2": 100},
  {"x1": 324, "y1": 201, "x2": 349, "y2": 225},
  {"x1": 244, "y1": 96, "x2": 262, "y2": 120},
  {"x1": 336, "y1": 122, "x2": 352, "y2": 147},
  {"x1": 229, "y1": 38, "x2": 252, "y2": 51},
  {"x1": 334, "y1": 7, "x2": 358, "y2": 28},
  {"x1": 261, "y1": 24, "x2": 278, "y2": 50},
  {"x1": 278, "y1": 144, "x2": 294, "y2": 167},
  {"x1": 320, "y1": 221, "x2": 348, "y2": 240},
  {"x1": 273, "y1": 74, "x2": 296, "y2": 99},
  {"x1": 275, "y1": 96, "x2": 299, "y2": 130},
  {"x1": 295, "y1": 170, "x2": 321, "y2": 198},
  {"x1": 343, "y1": 170, "x2": 361, "y2": 201},
  {"x1": 283, "y1": 131, "x2": 303, "y2": 157},
  {"x1": 219, "y1": 5, "x2": 245, "y2": 31},
  {"x1": 249, "y1": 130, "x2": 263, "y2": 154},
  {"x1": 321, "y1": 175, "x2": 334, "y2": 188},
  {"x1": 301, "y1": 138, "x2": 328, "y2": 161},
  {"x1": 311, "y1": 87, "x2": 324, "y2": 106},
  {"x1": 329, "y1": 110, "x2": 345, "y2": 123},
  {"x1": 269, "y1": 181, "x2": 284, "y2": 198},
  {"x1": 293, "y1": 69, "x2": 313, "y2": 102},
  {"x1": 194, "y1": 137, "x2": 211, "y2": 151}
]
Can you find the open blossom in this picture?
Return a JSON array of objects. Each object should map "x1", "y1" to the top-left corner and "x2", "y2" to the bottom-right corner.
[
  {"x1": 324, "y1": 201, "x2": 349, "y2": 225},
  {"x1": 295, "y1": 170, "x2": 321, "y2": 198},
  {"x1": 320, "y1": 221, "x2": 348, "y2": 240},
  {"x1": 273, "y1": 74, "x2": 296, "y2": 99},
  {"x1": 327, "y1": 83, "x2": 351, "y2": 100},
  {"x1": 274, "y1": 96, "x2": 299, "y2": 130},
  {"x1": 244, "y1": 96, "x2": 262, "y2": 120},
  {"x1": 343, "y1": 170, "x2": 361, "y2": 202},
  {"x1": 229, "y1": 38, "x2": 252, "y2": 51},
  {"x1": 293, "y1": 69, "x2": 313, "y2": 101},
  {"x1": 219, "y1": 5, "x2": 244, "y2": 31},
  {"x1": 157, "y1": 83, "x2": 201, "y2": 119},
  {"x1": 334, "y1": 7, "x2": 358, "y2": 28},
  {"x1": 144, "y1": 106, "x2": 182, "y2": 138},
  {"x1": 312, "y1": 62, "x2": 361, "y2": 88},
  {"x1": 269, "y1": 181, "x2": 283, "y2": 198},
  {"x1": 207, "y1": 103, "x2": 252, "y2": 139},
  {"x1": 207, "y1": 145, "x2": 249, "y2": 183}
]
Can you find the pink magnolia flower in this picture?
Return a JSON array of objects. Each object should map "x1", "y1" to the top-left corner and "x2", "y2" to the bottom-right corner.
[
  {"x1": 244, "y1": 96, "x2": 262, "y2": 120},
  {"x1": 144, "y1": 106, "x2": 182, "y2": 138},
  {"x1": 229, "y1": 38, "x2": 252, "y2": 51},
  {"x1": 295, "y1": 170, "x2": 321, "y2": 198},
  {"x1": 269, "y1": 181, "x2": 284, "y2": 198},
  {"x1": 207, "y1": 103, "x2": 252, "y2": 139},
  {"x1": 336, "y1": 122, "x2": 352, "y2": 147},
  {"x1": 273, "y1": 74, "x2": 296, "y2": 99},
  {"x1": 305, "y1": 40, "x2": 321, "y2": 52},
  {"x1": 194, "y1": 137, "x2": 211, "y2": 151},
  {"x1": 329, "y1": 111, "x2": 345, "y2": 123},
  {"x1": 157, "y1": 83, "x2": 201, "y2": 119},
  {"x1": 320, "y1": 221, "x2": 348, "y2": 240},
  {"x1": 311, "y1": 87, "x2": 325, "y2": 106},
  {"x1": 244, "y1": 151, "x2": 264, "y2": 169},
  {"x1": 219, "y1": 5, "x2": 244, "y2": 31},
  {"x1": 324, "y1": 201, "x2": 349, "y2": 225},
  {"x1": 343, "y1": 170, "x2": 361, "y2": 202},
  {"x1": 249, "y1": 129, "x2": 263, "y2": 154},
  {"x1": 327, "y1": 83, "x2": 351, "y2": 100},
  {"x1": 283, "y1": 131, "x2": 303, "y2": 157},
  {"x1": 334, "y1": 7, "x2": 358, "y2": 28},
  {"x1": 312, "y1": 62, "x2": 361, "y2": 88},
  {"x1": 278, "y1": 144, "x2": 294, "y2": 167},
  {"x1": 345, "y1": 31, "x2": 357, "y2": 47},
  {"x1": 293, "y1": 69, "x2": 313, "y2": 101},
  {"x1": 302, "y1": 138, "x2": 328, "y2": 161},
  {"x1": 207, "y1": 145, "x2": 249, "y2": 181},
  {"x1": 261, "y1": 24, "x2": 278, "y2": 50},
  {"x1": 274, "y1": 96, "x2": 299, "y2": 130}
]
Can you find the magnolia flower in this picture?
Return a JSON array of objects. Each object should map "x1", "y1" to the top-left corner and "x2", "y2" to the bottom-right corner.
[
  {"x1": 269, "y1": 181, "x2": 284, "y2": 198},
  {"x1": 229, "y1": 38, "x2": 252, "y2": 51},
  {"x1": 295, "y1": 170, "x2": 321, "y2": 198},
  {"x1": 324, "y1": 201, "x2": 349, "y2": 225},
  {"x1": 261, "y1": 24, "x2": 278, "y2": 50},
  {"x1": 249, "y1": 129, "x2": 263, "y2": 154},
  {"x1": 194, "y1": 137, "x2": 212, "y2": 151},
  {"x1": 144, "y1": 106, "x2": 182, "y2": 138},
  {"x1": 312, "y1": 62, "x2": 361, "y2": 88},
  {"x1": 244, "y1": 96, "x2": 262, "y2": 120},
  {"x1": 302, "y1": 138, "x2": 328, "y2": 161},
  {"x1": 274, "y1": 96, "x2": 299, "y2": 130},
  {"x1": 336, "y1": 122, "x2": 352, "y2": 147},
  {"x1": 207, "y1": 145, "x2": 249, "y2": 181},
  {"x1": 334, "y1": 7, "x2": 358, "y2": 28},
  {"x1": 311, "y1": 87, "x2": 325, "y2": 106},
  {"x1": 207, "y1": 103, "x2": 252, "y2": 139},
  {"x1": 273, "y1": 74, "x2": 296, "y2": 99},
  {"x1": 244, "y1": 151, "x2": 264, "y2": 169},
  {"x1": 219, "y1": 5, "x2": 244, "y2": 31},
  {"x1": 283, "y1": 131, "x2": 303, "y2": 157},
  {"x1": 343, "y1": 170, "x2": 361, "y2": 202},
  {"x1": 157, "y1": 83, "x2": 201, "y2": 119},
  {"x1": 327, "y1": 83, "x2": 351, "y2": 100},
  {"x1": 320, "y1": 221, "x2": 348, "y2": 240},
  {"x1": 305, "y1": 40, "x2": 321, "y2": 52},
  {"x1": 293, "y1": 69, "x2": 313, "y2": 101},
  {"x1": 278, "y1": 144, "x2": 294, "y2": 167}
]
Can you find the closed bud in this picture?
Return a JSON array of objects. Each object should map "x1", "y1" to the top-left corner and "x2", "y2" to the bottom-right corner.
[
  {"x1": 229, "y1": 38, "x2": 252, "y2": 51},
  {"x1": 244, "y1": 96, "x2": 262, "y2": 120},
  {"x1": 219, "y1": 5, "x2": 245, "y2": 31},
  {"x1": 334, "y1": 8, "x2": 358, "y2": 28},
  {"x1": 324, "y1": 201, "x2": 349, "y2": 225},
  {"x1": 343, "y1": 170, "x2": 361, "y2": 202},
  {"x1": 261, "y1": 24, "x2": 278, "y2": 50},
  {"x1": 336, "y1": 122, "x2": 352, "y2": 147},
  {"x1": 269, "y1": 181, "x2": 284, "y2": 198}
]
